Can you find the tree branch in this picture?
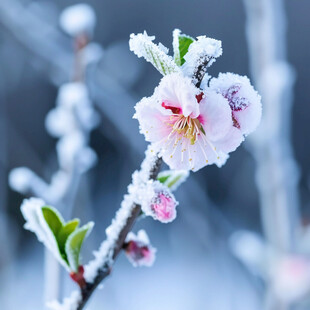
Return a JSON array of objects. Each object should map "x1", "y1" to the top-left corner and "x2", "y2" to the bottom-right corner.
[{"x1": 75, "y1": 154, "x2": 162, "y2": 310}]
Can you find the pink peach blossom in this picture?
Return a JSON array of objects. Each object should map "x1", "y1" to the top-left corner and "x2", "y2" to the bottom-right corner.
[{"x1": 134, "y1": 73, "x2": 243, "y2": 171}]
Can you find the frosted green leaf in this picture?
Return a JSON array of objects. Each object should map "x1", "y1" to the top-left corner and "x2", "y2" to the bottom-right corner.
[
  {"x1": 129, "y1": 31, "x2": 180, "y2": 76},
  {"x1": 172, "y1": 29, "x2": 194, "y2": 66},
  {"x1": 157, "y1": 170, "x2": 190, "y2": 191},
  {"x1": 42, "y1": 206, "x2": 64, "y2": 237},
  {"x1": 65, "y1": 222, "x2": 94, "y2": 272},
  {"x1": 57, "y1": 219, "x2": 80, "y2": 260}
]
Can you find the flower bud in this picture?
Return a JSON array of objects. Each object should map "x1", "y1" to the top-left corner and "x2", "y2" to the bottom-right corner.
[
  {"x1": 124, "y1": 230, "x2": 156, "y2": 267},
  {"x1": 141, "y1": 181, "x2": 178, "y2": 223}
]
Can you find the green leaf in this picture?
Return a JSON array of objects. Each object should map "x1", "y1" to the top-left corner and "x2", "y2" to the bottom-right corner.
[
  {"x1": 157, "y1": 170, "x2": 189, "y2": 191},
  {"x1": 65, "y1": 222, "x2": 94, "y2": 272},
  {"x1": 42, "y1": 206, "x2": 64, "y2": 237},
  {"x1": 129, "y1": 32, "x2": 180, "y2": 76},
  {"x1": 173, "y1": 29, "x2": 194, "y2": 66},
  {"x1": 57, "y1": 219, "x2": 80, "y2": 261}
]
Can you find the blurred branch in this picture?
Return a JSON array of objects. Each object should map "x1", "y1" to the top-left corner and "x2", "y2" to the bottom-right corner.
[{"x1": 243, "y1": 0, "x2": 300, "y2": 308}]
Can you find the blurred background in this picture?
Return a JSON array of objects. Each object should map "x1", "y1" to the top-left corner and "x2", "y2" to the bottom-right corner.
[{"x1": 0, "y1": 0, "x2": 310, "y2": 309}]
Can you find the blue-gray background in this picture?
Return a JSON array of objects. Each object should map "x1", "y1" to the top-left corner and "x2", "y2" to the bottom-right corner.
[{"x1": 0, "y1": 0, "x2": 309, "y2": 309}]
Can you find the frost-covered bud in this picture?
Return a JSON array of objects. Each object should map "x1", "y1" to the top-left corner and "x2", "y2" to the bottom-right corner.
[
  {"x1": 209, "y1": 73, "x2": 262, "y2": 135},
  {"x1": 141, "y1": 181, "x2": 178, "y2": 223},
  {"x1": 124, "y1": 230, "x2": 156, "y2": 267},
  {"x1": 59, "y1": 4, "x2": 96, "y2": 37},
  {"x1": 271, "y1": 255, "x2": 310, "y2": 303}
]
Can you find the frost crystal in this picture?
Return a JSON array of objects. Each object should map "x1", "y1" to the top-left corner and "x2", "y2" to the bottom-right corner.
[
  {"x1": 125, "y1": 230, "x2": 156, "y2": 267},
  {"x1": 47, "y1": 290, "x2": 81, "y2": 310},
  {"x1": 129, "y1": 31, "x2": 180, "y2": 76},
  {"x1": 59, "y1": 4, "x2": 96, "y2": 37},
  {"x1": 182, "y1": 36, "x2": 222, "y2": 84}
]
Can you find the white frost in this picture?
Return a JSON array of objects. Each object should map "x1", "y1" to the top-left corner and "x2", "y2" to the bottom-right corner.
[
  {"x1": 182, "y1": 36, "x2": 222, "y2": 83},
  {"x1": 59, "y1": 4, "x2": 96, "y2": 37},
  {"x1": 129, "y1": 31, "x2": 180, "y2": 76},
  {"x1": 47, "y1": 290, "x2": 81, "y2": 310}
]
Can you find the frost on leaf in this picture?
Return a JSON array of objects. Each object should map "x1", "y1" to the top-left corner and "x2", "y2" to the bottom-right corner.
[
  {"x1": 21, "y1": 198, "x2": 93, "y2": 272},
  {"x1": 182, "y1": 36, "x2": 223, "y2": 86},
  {"x1": 172, "y1": 29, "x2": 194, "y2": 66},
  {"x1": 129, "y1": 31, "x2": 180, "y2": 76},
  {"x1": 157, "y1": 169, "x2": 190, "y2": 191}
]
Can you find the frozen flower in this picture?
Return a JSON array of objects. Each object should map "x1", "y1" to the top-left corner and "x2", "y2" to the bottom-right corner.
[
  {"x1": 134, "y1": 73, "x2": 243, "y2": 171},
  {"x1": 124, "y1": 230, "x2": 156, "y2": 267},
  {"x1": 209, "y1": 73, "x2": 262, "y2": 135},
  {"x1": 141, "y1": 181, "x2": 178, "y2": 223},
  {"x1": 271, "y1": 255, "x2": 310, "y2": 303}
]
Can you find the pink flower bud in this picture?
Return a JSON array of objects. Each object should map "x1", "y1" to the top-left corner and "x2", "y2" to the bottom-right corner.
[
  {"x1": 141, "y1": 181, "x2": 178, "y2": 223},
  {"x1": 124, "y1": 230, "x2": 156, "y2": 267}
]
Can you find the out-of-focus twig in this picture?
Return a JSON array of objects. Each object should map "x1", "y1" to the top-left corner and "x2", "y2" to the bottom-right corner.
[{"x1": 243, "y1": 0, "x2": 300, "y2": 309}]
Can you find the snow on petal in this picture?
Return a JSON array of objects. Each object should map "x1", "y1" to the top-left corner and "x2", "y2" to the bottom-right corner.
[
  {"x1": 155, "y1": 73, "x2": 200, "y2": 118},
  {"x1": 124, "y1": 230, "x2": 156, "y2": 267},
  {"x1": 209, "y1": 72, "x2": 262, "y2": 135}
]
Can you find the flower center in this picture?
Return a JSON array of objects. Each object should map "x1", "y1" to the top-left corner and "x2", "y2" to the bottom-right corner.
[{"x1": 169, "y1": 115, "x2": 205, "y2": 145}]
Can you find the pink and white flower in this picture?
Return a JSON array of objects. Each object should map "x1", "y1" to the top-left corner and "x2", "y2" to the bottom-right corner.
[
  {"x1": 124, "y1": 230, "x2": 156, "y2": 267},
  {"x1": 134, "y1": 73, "x2": 243, "y2": 171},
  {"x1": 209, "y1": 72, "x2": 262, "y2": 135}
]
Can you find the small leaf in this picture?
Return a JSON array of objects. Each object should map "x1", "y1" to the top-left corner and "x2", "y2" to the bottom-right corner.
[
  {"x1": 65, "y1": 222, "x2": 94, "y2": 272},
  {"x1": 157, "y1": 170, "x2": 190, "y2": 191},
  {"x1": 129, "y1": 32, "x2": 180, "y2": 76},
  {"x1": 57, "y1": 219, "x2": 80, "y2": 260},
  {"x1": 42, "y1": 206, "x2": 64, "y2": 237},
  {"x1": 173, "y1": 29, "x2": 194, "y2": 66}
]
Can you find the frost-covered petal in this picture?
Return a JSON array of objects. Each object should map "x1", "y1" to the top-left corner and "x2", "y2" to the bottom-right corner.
[
  {"x1": 134, "y1": 96, "x2": 172, "y2": 142},
  {"x1": 209, "y1": 72, "x2": 262, "y2": 135},
  {"x1": 213, "y1": 126, "x2": 244, "y2": 155},
  {"x1": 198, "y1": 91, "x2": 233, "y2": 141},
  {"x1": 155, "y1": 73, "x2": 200, "y2": 118}
]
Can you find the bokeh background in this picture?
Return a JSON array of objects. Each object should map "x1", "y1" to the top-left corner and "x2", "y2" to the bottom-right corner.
[{"x1": 0, "y1": 0, "x2": 309, "y2": 309}]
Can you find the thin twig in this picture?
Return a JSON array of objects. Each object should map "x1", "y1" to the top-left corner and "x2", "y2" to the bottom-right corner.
[{"x1": 76, "y1": 156, "x2": 162, "y2": 310}]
